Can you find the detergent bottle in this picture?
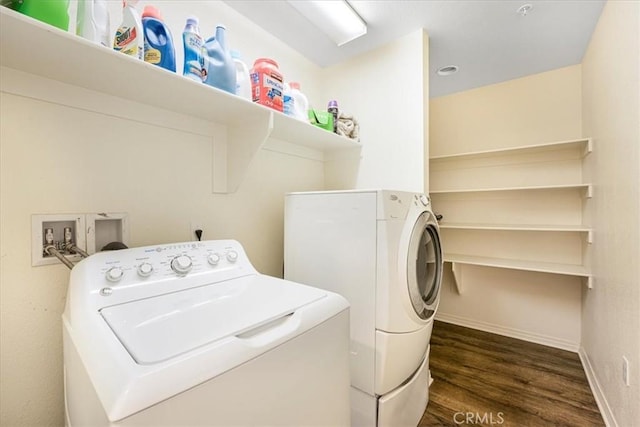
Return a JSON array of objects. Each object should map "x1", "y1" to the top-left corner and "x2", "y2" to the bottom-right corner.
[
  {"x1": 113, "y1": 0, "x2": 143, "y2": 60},
  {"x1": 11, "y1": 0, "x2": 70, "y2": 30},
  {"x1": 283, "y1": 82, "x2": 293, "y2": 117},
  {"x1": 76, "y1": 0, "x2": 110, "y2": 46},
  {"x1": 250, "y1": 58, "x2": 284, "y2": 112},
  {"x1": 203, "y1": 25, "x2": 236, "y2": 94},
  {"x1": 231, "y1": 50, "x2": 251, "y2": 100},
  {"x1": 289, "y1": 82, "x2": 309, "y2": 122},
  {"x1": 328, "y1": 100, "x2": 339, "y2": 133},
  {"x1": 182, "y1": 16, "x2": 204, "y2": 82},
  {"x1": 142, "y1": 5, "x2": 176, "y2": 72}
]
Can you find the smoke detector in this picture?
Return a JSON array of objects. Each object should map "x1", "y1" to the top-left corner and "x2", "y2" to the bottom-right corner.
[{"x1": 517, "y1": 4, "x2": 533, "y2": 16}]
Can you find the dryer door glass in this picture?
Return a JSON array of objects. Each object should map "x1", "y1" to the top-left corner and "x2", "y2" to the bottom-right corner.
[{"x1": 407, "y1": 212, "x2": 443, "y2": 320}]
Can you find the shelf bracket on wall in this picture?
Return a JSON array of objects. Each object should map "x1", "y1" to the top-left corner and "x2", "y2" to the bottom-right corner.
[
  {"x1": 451, "y1": 262, "x2": 463, "y2": 294},
  {"x1": 585, "y1": 276, "x2": 594, "y2": 289},
  {"x1": 212, "y1": 111, "x2": 273, "y2": 194},
  {"x1": 583, "y1": 138, "x2": 593, "y2": 157}
]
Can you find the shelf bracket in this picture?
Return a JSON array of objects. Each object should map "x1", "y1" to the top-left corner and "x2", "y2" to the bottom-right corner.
[
  {"x1": 585, "y1": 276, "x2": 594, "y2": 289},
  {"x1": 212, "y1": 111, "x2": 273, "y2": 194},
  {"x1": 583, "y1": 138, "x2": 593, "y2": 157},
  {"x1": 584, "y1": 185, "x2": 593, "y2": 199},
  {"x1": 451, "y1": 262, "x2": 463, "y2": 294}
]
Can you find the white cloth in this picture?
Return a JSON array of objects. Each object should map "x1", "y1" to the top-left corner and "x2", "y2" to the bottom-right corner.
[{"x1": 336, "y1": 111, "x2": 360, "y2": 141}]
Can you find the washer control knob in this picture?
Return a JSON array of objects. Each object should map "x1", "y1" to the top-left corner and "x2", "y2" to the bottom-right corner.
[
  {"x1": 105, "y1": 266, "x2": 124, "y2": 282},
  {"x1": 207, "y1": 253, "x2": 221, "y2": 266},
  {"x1": 137, "y1": 262, "x2": 154, "y2": 277},
  {"x1": 171, "y1": 255, "x2": 193, "y2": 274},
  {"x1": 419, "y1": 194, "x2": 430, "y2": 206},
  {"x1": 226, "y1": 250, "x2": 238, "y2": 263}
]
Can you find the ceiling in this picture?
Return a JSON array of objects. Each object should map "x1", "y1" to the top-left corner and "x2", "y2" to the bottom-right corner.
[{"x1": 222, "y1": 0, "x2": 605, "y2": 98}]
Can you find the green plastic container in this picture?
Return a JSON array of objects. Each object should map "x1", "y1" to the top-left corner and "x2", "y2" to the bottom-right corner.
[
  {"x1": 309, "y1": 109, "x2": 334, "y2": 132},
  {"x1": 7, "y1": 0, "x2": 70, "y2": 30}
]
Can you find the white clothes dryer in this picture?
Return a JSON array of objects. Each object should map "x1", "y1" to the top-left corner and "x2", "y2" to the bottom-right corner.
[
  {"x1": 285, "y1": 190, "x2": 443, "y2": 427},
  {"x1": 63, "y1": 240, "x2": 350, "y2": 426}
]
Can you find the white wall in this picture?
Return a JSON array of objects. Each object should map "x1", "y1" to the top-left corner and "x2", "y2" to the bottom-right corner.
[
  {"x1": 580, "y1": 1, "x2": 640, "y2": 425},
  {"x1": 322, "y1": 29, "x2": 429, "y2": 192},
  {"x1": 430, "y1": 66, "x2": 585, "y2": 350}
]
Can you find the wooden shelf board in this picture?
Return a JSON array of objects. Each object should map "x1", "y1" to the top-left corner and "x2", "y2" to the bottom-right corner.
[
  {"x1": 438, "y1": 223, "x2": 592, "y2": 233},
  {"x1": 444, "y1": 253, "x2": 591, "y2": 277},
  {"x1": 271, "y1": 112, "x2": 361, "y2": 151},
  {"x1": 430, "y1": 138, "x2": 592, "y2": 161},
  {"x1": 0, "y1": 8, "x2": 360, "y2": 150},
  {"x1": 430, "y1": 183, "x2": 592, "y2": 194}
]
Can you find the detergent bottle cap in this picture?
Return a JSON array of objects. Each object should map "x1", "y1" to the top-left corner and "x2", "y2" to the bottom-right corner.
[
  {"x1": 186, "y1": 16, "x2": 199, "y2": 27},
  {"x1": 142, "y1": 5, "x2": 163, "y2": 20},
  {"x1": 290, "y1": 82, "x2": 301, "y2": 90}
]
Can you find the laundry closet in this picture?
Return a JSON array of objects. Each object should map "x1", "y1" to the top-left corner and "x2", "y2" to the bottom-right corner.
[
  {"x1": 431, "y1": 66, "x2": 587, "y2": 351},
  {"x1": 1, "y1": 1, "x2": 638, "y2": 426}
]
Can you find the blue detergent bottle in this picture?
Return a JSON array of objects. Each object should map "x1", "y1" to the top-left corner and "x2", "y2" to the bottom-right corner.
[
  {"x1": 203, "y1": 25, "x2": 236, "y2": 94},
  {"x1": 141, "y1": 5, "x2": 176, "y2": 72},
  {"x1": 182, "y1": 16, "x2": 204, "y2": 82}
]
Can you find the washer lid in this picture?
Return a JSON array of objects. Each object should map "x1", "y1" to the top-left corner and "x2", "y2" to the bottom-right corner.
[{"x1": 100, "y1": 275, "x2": 327, "y2": 365}]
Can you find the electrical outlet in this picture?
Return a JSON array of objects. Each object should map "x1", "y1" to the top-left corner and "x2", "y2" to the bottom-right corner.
[
  {"x1": 623, "y1": 356, "x2": 630, "y2": 386},
  {"x1": 190, "y1": 221, "x2": 203, "y2": 241}
]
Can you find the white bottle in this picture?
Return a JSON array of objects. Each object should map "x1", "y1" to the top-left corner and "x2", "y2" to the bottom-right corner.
[
  {"x1": 289, "y1": 82, "x2": 309, "y2": 122},
  {"x1": 113, "y1": 0, "x2": 143, "y2": 60},
  {"x1": 77, "y1": 0, "x2": 110, "y2": 47},
  {"x1": 230, "y1": 50, "x2": 251, "y2": 100},
  {"x1": 283, "y1": 82, "x2": 294, "y2": 116}
]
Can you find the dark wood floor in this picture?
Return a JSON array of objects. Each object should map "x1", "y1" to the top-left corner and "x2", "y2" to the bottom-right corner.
[{"x1": 420, "y1": 321, "x2": 604, "y2": 427}]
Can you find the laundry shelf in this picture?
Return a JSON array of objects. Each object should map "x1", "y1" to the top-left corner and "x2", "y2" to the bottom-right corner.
[
  {"x1": 430, "y1": 183, "x2": 592, "y2": 197},
  {"x1": 438, "y1": 222, "x2": 593, "y2": 242},
  {"x1": 444, "y1": 253, "x2": 591, "y2": 277},
  {"x1": 270, "y1": 112, "x2": 360, "y2": 151},
  {"x1": 430, "y1": 134, "x2": 594, "y2": 293},
  {"x1": 438, "y1": 222, "x2": 591, "y2": 232},
  {"x1": 430, "y1": 138, "x2": 592, "y2": 161},
  {"x1": 0, "y1": 7, "x2": 360, "y2": 193},
  {"x1": 444, "y1": 253, "x2": 592, "y2": 292}
]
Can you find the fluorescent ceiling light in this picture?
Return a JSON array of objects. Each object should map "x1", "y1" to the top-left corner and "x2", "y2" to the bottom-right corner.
[{"x1": 287, "y1": 0, "x2": 367, "y2": 46}]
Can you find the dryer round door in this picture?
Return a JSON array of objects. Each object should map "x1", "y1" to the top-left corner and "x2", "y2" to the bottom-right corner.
[{"x1": 406, "y1": 211, "x2": 443, "y2": 320}]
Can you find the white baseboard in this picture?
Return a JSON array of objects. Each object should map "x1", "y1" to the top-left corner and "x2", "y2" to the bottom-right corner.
[
  {"x1": 435, "y1": 312, "x2": 579, "y2": 352},
  {"x1": 579, "y1": 347, "x2": 617, "y2": 427}
]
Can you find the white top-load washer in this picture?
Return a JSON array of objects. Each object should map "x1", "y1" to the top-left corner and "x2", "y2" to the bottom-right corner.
[
  {"x1": 63, "y1": 240, "x2": 350, "y2": 426},
  {"x1": 284, "y1": 190, "x2": 443, "y2": 427}
]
